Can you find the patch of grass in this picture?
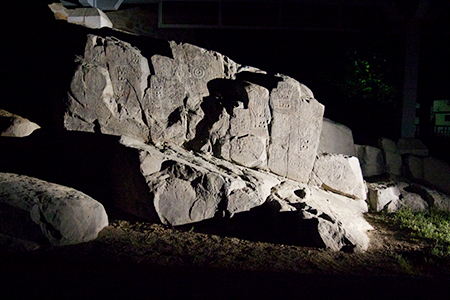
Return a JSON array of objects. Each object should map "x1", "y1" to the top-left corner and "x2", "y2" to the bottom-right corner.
[{"x1": 383, "y1": 207, "x2": 450, "y2": 257}]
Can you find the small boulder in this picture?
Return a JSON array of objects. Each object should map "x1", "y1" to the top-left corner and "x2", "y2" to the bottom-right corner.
[
  {"x1": 0, "y1": 173, "x2": 108, "y2": 248},
  {"x1": 0, "y1": 110, "x2": 40, "y2": 137},
  {"x1": 367, "y1": 182, "x2": 400, "y2": 212},
  {"x1": 355, "y1": 144, "x2": 387, "y2": 177}
]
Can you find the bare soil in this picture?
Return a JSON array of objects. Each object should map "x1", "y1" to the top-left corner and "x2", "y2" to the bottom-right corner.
[{"x1": 1, "y1": 213, "x2": 449, "y2": 299}]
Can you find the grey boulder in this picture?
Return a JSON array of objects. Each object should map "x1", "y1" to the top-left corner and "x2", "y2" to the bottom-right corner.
[
  {"x1": 0, "y1": 173, "x2": 108, "y2": 248},
  {"x1": 0, "y1": 110, "x2": 40, "y2": 137}
]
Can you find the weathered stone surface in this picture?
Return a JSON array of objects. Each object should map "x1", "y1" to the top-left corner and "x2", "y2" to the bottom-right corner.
[
  {"x1": 269, "y1": 182, "x2": 371, "y2": 252},
  {"x1": 379, "y1": 137, "x2": 402, "y2": 176},
  {"x1": 355, "y1": 144, "x2": 386, "y2": 177},
  {"x1": 423, "y1": 156, "x2": 450, "y2": 194},
  {"x1": 318, "y1": 118, "x2": 355, "y2": 156},
  {"x1": 120, "y1": 136, "x2": 372, "y2": 252},
  {"x1": 65, "y1": 35, "x2": 151, "y2": 142},
  {"x1": 120, "y1": 136, "x2": 275, "y2": 225},
  {"x1": 367, "y1": 182, "x2": 400, "y2": 212},
  {"x1": 67, "y1": 8, "x2": 113, "y2": 29},
  {"x1": 397, "y1": 138, "x2": 428, "y2": 157},
  {"x1": 268, "y1": 75, "x2": 324, "y2": 183},
  {"x1": 0, "y1": 173, "x2": 108, "y2": 247},
  {"x1": 309, "y1": 153, "x2": 366, "y2": 200},
  {"x1": 0, "y1": 110, "x2": 40, "y2": 137},
  {"x1": 66, "y1": 35, "x2": 323, "y2": 183}
]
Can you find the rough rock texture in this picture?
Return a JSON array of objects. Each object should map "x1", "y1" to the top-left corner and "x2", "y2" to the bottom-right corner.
[
  {"x1": 379, "y1": 137, "x2": 402, "y2": 176},
  {"x1": 355, "y1": 144, "x2": 387, "y2": 178},
  {"x1": 268, "y1": 181, "x2": 371, "y2": 252},
  {"x1": 367, "y1": 182, "x2": 400, "y2": 212},
  {"x1": 0, "y1": 173, "x2": 108, "y2": 247},
  {"x1": 0, "y1": 110, "x2": 40, "y2": 137},
  {"x1": 65, "y1": 35, "x2": 324, "y2": 183},
  {"x1": 267, "y1": 75, "x2": 324, "y2": 183},
  {"x1": 65, "y1": 35, "x2": 151, "y2": 141},
  {"x1": 423, "y1": 157, "x2": 450, "y2": 194},
  {"x1": 318, "y1": 118, "x2": 355, "y2": 156},
  {"x1": 119, "y1": 136, "x2": 372, "y2": 252},
  {"x1": 120, "y1": 136, "x2": 276, "y2": 225},
  {"x1": 309, "y1": 153, "x2": 367, "y2": 200}
]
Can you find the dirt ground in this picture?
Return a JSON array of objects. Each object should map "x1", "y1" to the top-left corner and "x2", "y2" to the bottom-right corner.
[{"x1": 1, "y1": 213, "x2": 449, "y2": 299}]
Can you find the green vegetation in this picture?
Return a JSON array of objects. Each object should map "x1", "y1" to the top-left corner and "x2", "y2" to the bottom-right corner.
[
  {"x1": 383, "y1": 207, "x2": 450, "y2": 257},
  {"x1": 330, "y1": 48, "x2": 399, "y2": 104}
]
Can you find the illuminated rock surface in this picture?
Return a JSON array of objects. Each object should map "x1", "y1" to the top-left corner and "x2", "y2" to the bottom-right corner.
[
  {"x1": 0, "y1": 110, "x2": 40, "y2": 137},
  {"x1": 0, "y1": 173, "x2": 108, "y2": 248}
]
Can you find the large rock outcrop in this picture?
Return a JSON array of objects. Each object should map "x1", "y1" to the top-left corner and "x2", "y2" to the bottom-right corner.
[
  {"x1": 65, "y1": 34, "x2": 324, "y2": 184},
  {"x1": 0, "y1": 172, "x2": 108, "y2": 248},
  {"x1": 61, "y1": 34, "x2": 375, "y2": 252}
]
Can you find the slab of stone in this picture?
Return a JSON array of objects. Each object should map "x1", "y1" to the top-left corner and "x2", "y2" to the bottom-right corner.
[
  {"x1": 309, "y1": 153, "x2": 367, "y2": 200},
  {"x1": 67, "y1": 8, "x2": 113, "y2": 29},
  {"x1": 397, "y1": 138, "x2": 428, "y2": 157},
  {"x1": 65, "y1": 35, "x2": 151, "y2": 142},
  {"x1": 355, "y1": 144, "x2": 387, "y2": 177},
  {"x1": 0, "y1": 110, "x2": 40, "y2": 137},
  {"x1": 318, "y1": 118, "x2": 355, "y2": 156},
  {"x1": 367, "y1": 182, "x2": 400, "y2": 212},
  {"x1": 268, "y1": 74, "x2": 324, "y2": 183},
  {"x1": 0, "y1": 173, "x2": 108, "y2": 247},
  {"x1": 423, "y1": 156, "x2": 450, "y2": 195},
  {"x1": 379, "y1": 137, "x2": 402, "y2": 176}
]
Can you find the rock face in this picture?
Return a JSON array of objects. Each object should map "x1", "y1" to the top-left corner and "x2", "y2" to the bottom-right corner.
[
  {"x1": 65, "y1": 35, "x2": 324, "y2": 183},
  {"x1": 0, "y1": 110, "x2": 40, "y2": 137},
  {"x1": 0, "y1": 173, "x2": 108, "y2": 247},
  {"x1": 119, "y1": 136, "x2": 372, "y2": 251},
  {"x1": 62, "y1": 34, "x2": 374, "y2": 252},
  {"x1": 268, "y1": 181, "x2": 371, "y2": 252},
  {"x1": 309, "y1": 153, "x2": 367, "y2": 200},
  {"x1": 355, "y1": 144, "x2": 387, "y2": 178},
  {"x1": 318, "y1": 118, "x2": 355, "y2": 156}
]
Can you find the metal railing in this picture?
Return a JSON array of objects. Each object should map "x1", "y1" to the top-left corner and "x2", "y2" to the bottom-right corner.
[{"x1": 433, "y1": 125, "x2": 450, "y2": 138}]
